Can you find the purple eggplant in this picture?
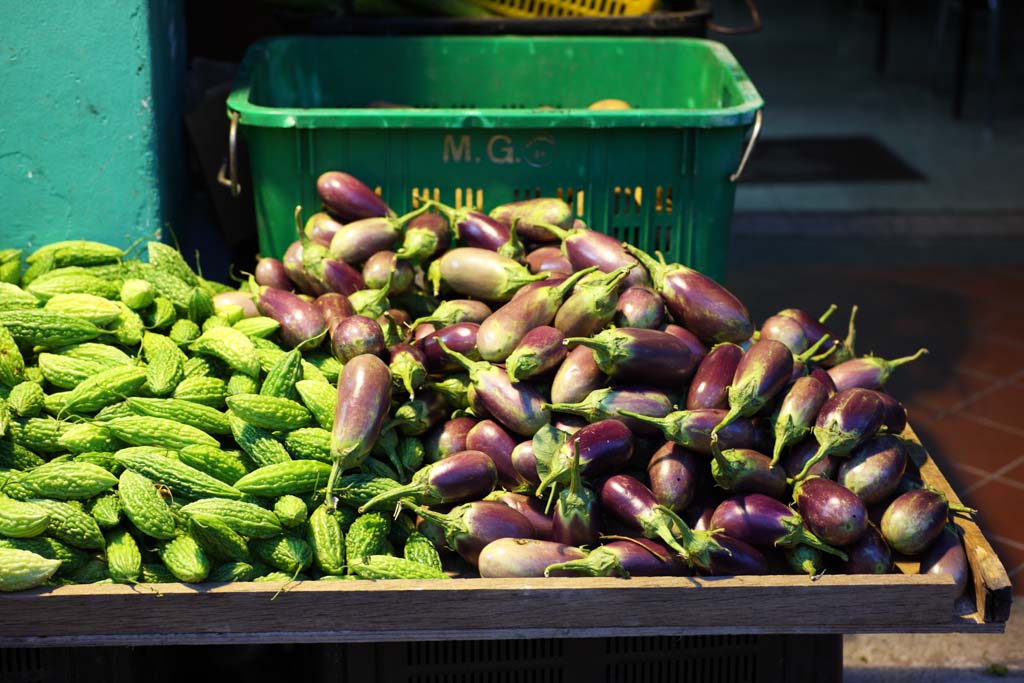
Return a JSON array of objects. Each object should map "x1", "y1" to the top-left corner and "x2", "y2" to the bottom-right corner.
[
  {"x1": 430, "y1": 201, "x2": 511, "y2": 253},
  {"x1": 254, "y1": 284, "x2": 328, "y2": 349},
  {"x1": 544, "y1": 538, "x2": 687, "y2": 578},
  {"x1": 709, "y1": 440, "x2": 787, "y2": 499},
  {"x1": 526, "y1": 246, "x2": 573, "y2": 276},
  {"x1": 565, "y1": 328, "x2": 700, "y2": 389},
  {"x1": 477, "y1": 538, "x2": 586, "y2": 578},
  {"x1": 425, "y1": 416, "x2": 478, "y2": 463},
  {"x1": 711, "y1": 339, "x2": 794, "y2": 438},
  {"x1": 793, "y1": 477, "x2": 868, "y2": 547},
  {"x1": 328, "y1": 204, "x2": 429, "y2": 265},
  {"x1": 870, "y1": 391, "x2": 908, "y2": 435},
  {"x1": 511, "y1": 440, "x2": 541, "y2": 486},
  {"x1": 621, "y1": 408, "x2": 767, "y2": 456},
  {"x1": 647, "y1": 442, "x2": 702, "y2": 513},
  {"x1": 321, "y1": 258, "x2": 365, "y2": 296},
  {"x1": 771, "y1": 375, "x2": 832, "y2": 465},
  {"x1": 881, "y1": 488, "x2": 974, "y2": 555},
  {"x1": 505, "y1": 326, "x2": 566, "y2": 383},
  {"x1": 778, "y1": 305, "x2": 856, "y2": 367},
  {"x1": 359, "y1": 450, "x2": 498, "y2": 513},
  {"x1": 547, "y1": 387, "x2": 674, "y2": 437},
  {"x1": 255, "y1": 257, "x2": 293, "y2": 291},
  {"x1": 791, "y1": 388, "x2": 886, "y2": 482},
  {"x1": 467, "y1": 419, "x2": 528, "y2": 492},
  {"x1": 760, "y1": 314, "x2": 818, "y2": 356},
  {"x1": 362, "y1": 251, "x2": 414, "y2": 295},
  {"x1": 413, "y1": 323, "x2": 437, "y2": 342},
  {"x1": 388, "y1": 392, "x2": 449, "y2": 436},
  {"x1": 282, "y1": 240, "x2": 319, "y2": 295},
  {"x1": 389, "y1": 343, "x2": 428, "y2": 398},
  {"x1": 599, "y1": 474, "x2": 726, "y2": 571},
  {"x1": 709, "y1": 493, "x2": 847, "y2": 559},
  {"x1": 703, "y1": 535, "x2": 769, "y2": 576},
  {"x1": 303, "y1": 211, "x2": 344, "y2": 246},
  {"x1": 919, "y1": 525, "x2": 969, "y2": 598},
  {"x1": 395, "y1": 211, "x2": 452, "y2": 263},
  {"x1": 315, "y1": 292, "x2": 355, "y2": 332},
  {"x1": 553, "y1": 265, "x2": 633, "y2": 338},
  {"x1": 477, "y1": 267, "x2": 595, "y2": 362},
  {"x1": 437, "y1": 340, "x2": 550, "y2": 437},
  {"x1": 661, "y1": 324, "x2": 709, "y2": 363},
  {"x1": 409, "y1": 299, "x2": 492, "y2": 331},
  {"x1": 429, "y1": 247, "x2": 546, "y2": 302},
  {"x1": 836, "y1": 434, "x2": 907, "y2": 505},
  {"x1": 615, "y1": 286, "x2": 665, "y2": 330},
  {"x1": 327, "y1": 354, "x2": 392, "y2": 505},
  {"x1": 403, "y1": 500, "x2": 536, "y2": 566},
  {"x1": 485, "y1": 491, "x2": 553, "y2": 540},
  {"x1": 331, "y1": 315, "x2": 386, "y2": 362},
  {"x1": 426, "y1": 373, "x2": 472, "y2": 411},
  {"x1": 543, "y1": 224, "x2": 650, "y2": 289},
  {"x1": 549, "y1": 344, "x2": 606, "y2": 405},
  {"x1": 828, "y1": 349, "x2": 928, "y2": 393},
  {"x1": 785, "y1": 544, "x2": 826, "y2": 576},
  {"x1": 534, "y1": 419, "x2": 635, "y2": 498},
  {"x1": 213, "y1": 291, "x2": 258, "y2": 319},
  {"x1": 550, "y1": 443, "x2": 601, "y2": 547},
  {"x1": 317, "y1": 171, "x2": 393, "y2": 222},
  {"x1": 623, "y1": 243, "x2": 752, "y2": 344},
  {"x1": 780, "y1": 438, "x2": 837, "y2": 481},
  {"x1": 512, "y1": 276, "x2": 566, "y2": 302},
  {"x1": 348, "y1": 276, "x2": 395, "y2": 322},
  {"x1": 810, "y1": 367, "x2": 838, "y2": 396},
  {"x1": 489, "y1": 197, "x2": 574, "y2": 243},
  {"x1": 839, "y1": 523, "x2": 893, "y2": 574},
  {"x1": 686, "y1": 343, "x2": 743, "y2": 411},
  {"x1": 417, "y1": 323, "x2": 480, "y2": 374}
]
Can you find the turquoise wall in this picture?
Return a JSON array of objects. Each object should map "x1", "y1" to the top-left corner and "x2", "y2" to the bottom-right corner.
[{"x1": 0, "y1": 0, "x2": 185, "y2": 254}]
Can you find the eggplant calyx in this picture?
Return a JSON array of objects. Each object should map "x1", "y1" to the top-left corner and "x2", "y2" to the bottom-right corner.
[
  {"x1": 551, "y1": 266, "x2": 598, "y2": 301},
  {"x1": 777, "y1": 519, "x2": 849, "y2": 561},
  {"x1": 622, "y1": 243, "x2": 664, "y2": 289},
  {"x1": 546, "y1": 547, "x2": 628, "y2": 578}
]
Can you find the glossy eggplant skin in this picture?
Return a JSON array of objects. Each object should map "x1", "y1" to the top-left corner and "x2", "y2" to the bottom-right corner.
[
  {"x1": 478, "y1": 538, "x2": 586, "y2": 578},
  {"x1": 255, "y1": 258, "x2": 293, "y2": 291},
  {"x1": 919, "y1": 526, "x2": 969, "y2": 598},
  {"x1": 838, "y1": 524, "x2": 893, "y2": 575},
  {"x1": 562, "y1": 228, "x2": 650, "y2": 289},
  {"x1": 686, "y1": 343, "x2": 743, "y2": 411},
  {"x1": 417, "y1": 323, "x2": 481, "y2": 374},
  {"x1": 615, "y1": 287, "x2": 665, "y2": 330},
  {"x1": 793, "y1": 477, "x2": 868, "y2": 547},
  {"x1": 880, "y1": 489, "x2": 951, "y2": 555},
  {"x1": 489, "y1": 197, "x2": 574, "y2": 243},
  {"x1": 487, "y1": 491, "x2": 554, "y2": 540},
  {"x1": 317, "y1": 171, "x2": 392, "y2": 221},
  {"x1": 425, "y1": 417, "x2": 478, "y2": 462},
  {"x1": 256, "y1": 286, "x2": 328, "y2": 349},
  {"x1": 550, "y1": 344, "x2": 606, "y2": 406},
  {"x1": 771, "y1": 375, "x2": 832, "y2": 464},
  {"x1": 331, "y1": 315, "x2": 386, "y2": 362},
  {"x1": 566, "y1": 328, "x2": 701, "y2": 390},
  {"x1": 505, "y1": 326, "x2": 567, "y2": 383},
  {"x1": 467, "y1": 419, "x2": 528, "y2": 491},
  {"x1": 526, "y1": 247, "x2": 573, "y2": 276},
  {"x1": 703, "y1": 535, "x2": 769, "y2": 576},
  {"x1": 647, "y1": 442, "x2": 702, "y2": 513},
  {"x1": 836, "y1": 434, "x2": 907, "y2": 505}
]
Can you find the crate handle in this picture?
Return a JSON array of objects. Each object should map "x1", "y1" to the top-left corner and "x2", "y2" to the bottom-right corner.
[
  {"x1": 217, "y1": 111, "x2": 241, "y2": 198},
  {"x1": 708, "y1": 0, "x2": 763, "y2": 35},
  {"x1": 730, "y1": 109, "x2": 762, "y2": 183}
]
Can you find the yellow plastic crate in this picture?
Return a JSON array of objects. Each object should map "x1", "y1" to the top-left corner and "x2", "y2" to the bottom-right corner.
[{"x1": 466, "y1": 0, "x2": 657, "y2": 18}]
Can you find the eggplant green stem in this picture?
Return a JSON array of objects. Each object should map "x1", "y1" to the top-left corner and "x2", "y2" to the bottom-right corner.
[
  {"x1": 788, "y1": 442, "x2": 830, "y2": 484},
  {"x1": 356, "y1": 481, "x2": 419, "y2": 514},
  {"x1": 887, "y1": 348, "x2": 929, "y2": 370},
  {"x1": 551, "y1": 266, "x2": 598, "y2": 300},
  {"x1": 533, "y1": 221, "x2": 570, "y2": 241},
  {"x1": 842, "y1": 305, "x2": 859, "y2": 358},
  {"x1": 394, "y1": 202, "x2": 432, "y2": 226},
  {"x1": 435, "y1": 339, "x2": 477, "y2": 373},
  {"x1": 294, "y1": 205, "x2": 304, "y2": 238},
  {"x1": 795, "y1": 332, "x2": 833, "y2": 364},
  {"x1": 818, "y1": 304, "x2": 838, "y2": 324}
]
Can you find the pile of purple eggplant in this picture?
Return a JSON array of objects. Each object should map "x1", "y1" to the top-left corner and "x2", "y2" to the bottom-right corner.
[{"x1": 252, "y1": 170, "x2": 973, "y2": 591}]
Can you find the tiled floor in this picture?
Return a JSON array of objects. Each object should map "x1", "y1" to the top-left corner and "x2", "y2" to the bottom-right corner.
[{"x1": 728, "y1": 262, "x2": 1024, "y2": 593}]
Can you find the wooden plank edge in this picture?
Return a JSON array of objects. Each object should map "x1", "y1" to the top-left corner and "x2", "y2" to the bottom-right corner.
[{"x1": 904, "y1": 425, "x2": 1014, "y2": 625}]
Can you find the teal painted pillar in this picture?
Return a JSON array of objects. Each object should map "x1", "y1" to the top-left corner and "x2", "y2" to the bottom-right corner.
[{"x1": 0, "y1": 0, "x2": 186, "y2": 253}]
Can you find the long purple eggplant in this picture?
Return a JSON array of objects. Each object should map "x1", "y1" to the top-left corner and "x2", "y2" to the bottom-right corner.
[
  {"x1": 424, "y1": 416, "x2": 478, "y2": 463},
  {"x1": 362, "y1": 251, "x2": 414, "y2": 295},
  {"x1": 511, "y1": 440, "x2": 541, "y2": 486},
  {"x1": 505, "y1": 326, "x2": 567, "y2": 383},
  {"x1": 836, "y1": 434, "x2": 907, "y2": 505},
  {"x1": 881, "y1": 488, "x2": 974, "y2": 555},
  {"x1": 662, "y1": 324, "x2": 708, "y2": 364},
  {"x1": 437, "y1": 340, "x2": 550, "y2": 437},
  {"x1": 429, "y1": 247, "x2": 546, "y2": 302},
  {"x1": 919, "y1": 525, "x2": 969, "y2": 598},
  {"x1": 526, "y1": 246, "x2": 573, "y2": 276},
  {"x1": 553, "y1": 266, "x2": 633, "y2": 338},
  {"x1": 828, "y1": 349, "x2": 929, "y2": 393},
  {"x1": 791, "y1": 388, "x2": 886, "y2": 483},
  {"x1": 550, "y1": 443, "x2": 601, "y2": 547},
  {"x1": 477, "y1": 538, "x2": 586, "y2": 578},
  {"x1": 321, "y1": 257, "x2": 365, "y2": 296},
  {"x1": 621, "y1": 408, "x2": 767, "y2": 455},
  {"x1": 709, "y1": 440, "x2": 787, "y2": 499},
  {"x1": 686, "y1": 343, "x2": 743, "y2": 411},
  {"x1": 486, "y1": 491, "x2": 553, "y2": 540},
  {"x1": 389, "y1": 343, "x2": 428, "y2": 398},
  {"x1": 544, "y1": 538, "x2": 687, "y2": 578},
  {"x1": 793, "y1": 477, "x2": 868, "y2": 547},
  {"x1": 534, "y1": 419, "x2": 634, "y2": 500},
  {"x1": 417, "y1": 323, "x2": 480, "y2": 374},
  {"x1": 317, "y1": 171, "x2": 393, "y2": 222},
  {"x1": 623, "y1": 243, "x2": 752, "y2": 344},
  {"x1": 839, "y1": 523, "x2": 893, "y2": 574},
  {"x1": 358, "y1": 450, "x2": 498, "y2": 513},
  {"x1": 547, "y1": 387, "x2": 674, "y2": 437},
  {"x1": 410, "y1": 299, "x2": 492, "y2": 331},
  {"x1": 565, "y1": 328, "x2": 701, "y2": 389},
  {"x1": 331, "y1": 315, "x2": 386, "y2": 362},
  {"x1": 771, "y1": 375, "x2": 832, "y2": 465},
  {"x1": 647, "y1": 442, "x2": 702, "y2": 513},
  {"x1": 254, "y1": 284, "x2": 328, "y2": 349},
  {"x1": 476, "y1": 267, "x2": 595, "y2": 362},
  {"x1": 255, "y1": 257, "x2": 293, "y2": 291},
  {"x1": 780, "y1": 438, "x2": 837, "y2": 481},
  {"x1": 778, "y1": 305, "x2": 857, "y2": 367},
  {"x1": 315, "y1": 292, "x2": 355, "y2": 332},
  {"x1": 599, "y1": 474, "x2": 726, "y2": 571},
  {"x1": 703, "y1": 535, "x2": 769, "y2": 576},
  {"x1": 326, "y1": 354, "x2": 392, "y2": 506},
  {"x1": 395, "y1": 211, "x2": 452, "y2": 263},
  {"x1": 709, "y1": 493, "x2": 848, "y2": 559},
  {"x1": 328, "y1": 204, "x2": 430, "y2": 265},
  {"x1": 615, "y1": 286, "x2": 665, "y2": 330},
  {"x1": 303, "y1": 211, "x2": 344, "y2": 246},
  {"x1": 711, "y1": 339, "x2": 794, "y2": 438},
  {"x1": 489, "y1": 197, "x2": 574, "y2": 243},
  {"x1": 282, "y1": 240, "x2": 319, "y2": 295},
  {"x1": 549, "y1": 345, "x2": 606, "y2": 405},
  {"x1": 467, "y1": 419, "x2": 528, "y2": 491},
  {"x1": 540, "y1": 224, "x2": 650, "y2": 289},
  {"x1": 428, "y1": 200, "x2": 511, "y2": 253},
  {"x1": 402, "y1": 500, "x2": 536, "y2": 566}
]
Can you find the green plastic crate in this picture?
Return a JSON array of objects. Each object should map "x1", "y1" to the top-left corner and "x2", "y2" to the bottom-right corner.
[{"x1": 227, "y1": 36, "x2": 762, "y2": 281}]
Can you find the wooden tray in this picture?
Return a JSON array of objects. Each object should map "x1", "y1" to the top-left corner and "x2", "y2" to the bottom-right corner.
[{"x1": 0, "y1": 427, "x2": 1011, "y2": 647}]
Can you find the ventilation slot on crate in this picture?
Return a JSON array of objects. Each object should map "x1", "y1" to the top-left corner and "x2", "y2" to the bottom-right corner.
[
  {"x1": 652, "y1": 225, "x2": 672, "y2": 255},
  {"x1": 454, "y1": 188, "x2": 484, "y2": 210},
  {"x1": 412, "y1": 187, "x2": 440, "y2": 208},
  {"x1": 653, "y1": 185, "x2": 674, "y2": 214},
  {"x1": 612, "y1": 186, "x2": 643, "y2": 215}
]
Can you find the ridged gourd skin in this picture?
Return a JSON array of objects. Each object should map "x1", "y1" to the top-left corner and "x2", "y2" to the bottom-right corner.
[
  {"x1": 251, "y1": 535, "x2": 314, "y2": 574},
  {"x1": 159, "y1": 535, "x2": 211, "y2": 583},
  {"x1": 114, "y1": 451, "x2": 243, "y2": 500},
  {"x1": 105, "y1": 528, "x2": 142, "y2": 584},
  {"x1": 345, "y1": 513, "x2": 392, "y2": 570},
  {"x1": 117, "y1": 470, "x2": 177, "y2": 541},
  {"x1": 179, "y1": 499, "x2": 283, "y2": 539},
  {"x1": 349, "y1": 555, "x2": 449, "y2": 580},
  {"x1": 234, "y1": 461, "x2": 332, "y2": 497},
  {"x1": 0, "y1": 548, "x2": 63, "y2": 591},
  {"x1": 226, "y1": 394, "x2": 313, "y2": 431},
  {"x1": 229, "y1": 415, "x2": 292, "y2": 467},
  {"x1": 0, "y1": 497, "x2": 51, "y2": 538},
  {"x1": 26, "y1": 498, "x2": 105, "y2": 550},
  {"x1": 403, "y1": 531, "x2": 444, "y2": 572},
  {"x1": 20, "y1": 462, "x2": 118, "y2": 500},
  {"x1": 308, "y1": 505, "x2": 346, "y2": 576}
]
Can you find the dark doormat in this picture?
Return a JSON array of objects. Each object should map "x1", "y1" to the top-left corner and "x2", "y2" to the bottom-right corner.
[{"x1": 742, "y1": 136, "x2": 926, "y2": 183}]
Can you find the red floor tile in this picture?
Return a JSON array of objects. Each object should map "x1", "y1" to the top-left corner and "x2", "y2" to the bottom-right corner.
[
  {"x1": 980, "y1": 310, "x2": 1024, "y2": 345},
  {"x1": 913, "y1": 413, "x2": 1024, "y2": 475},
  {"x1": 993, "y1": 459, "x2": 1024, "y2": 488},
  {"x1": 907, "y1": 369, "x2": 1000, "y2": 417},
  {"x1": 956, "y1": 334, "x2": 1024, "y2": 377},
  {"x1": 962, "y1": 381, "x2": 1024, "y2": 435},
  {"x1": 965, "y1": 477, "x2": 1024, "y2": 546},
  {"x1": 944, "y1": 463, "x2": 992, "y2": 502}
]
